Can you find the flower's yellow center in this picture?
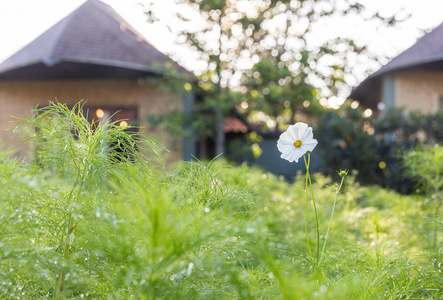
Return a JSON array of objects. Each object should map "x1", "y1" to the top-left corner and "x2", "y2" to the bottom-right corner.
[{"x1": 294, "y1": 140, "x2": 302, "y2": 148}]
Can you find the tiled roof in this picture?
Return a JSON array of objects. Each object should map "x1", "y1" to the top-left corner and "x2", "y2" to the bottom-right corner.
[
  {"x1": 372, "y1": 21, "x2": 443, "y2": 76},
  {"x1": 0, "y1": 0, "x2": 190, "y2": 79},
  {"x1": 349, "y1": 21, "x2": 443, "y2": 107},
  {"x1": 223, "y1": 116, "x2": 249, "y2": 133}
]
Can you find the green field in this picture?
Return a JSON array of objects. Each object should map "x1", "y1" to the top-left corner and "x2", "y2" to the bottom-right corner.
[{"x1": 1, "y1": 103, "x2": 442, "y2": 299}]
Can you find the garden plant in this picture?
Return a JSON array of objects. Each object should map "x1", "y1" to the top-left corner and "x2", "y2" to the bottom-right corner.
[{"x1": 0, "y1": 102, "x2": 442, "y2": 299}]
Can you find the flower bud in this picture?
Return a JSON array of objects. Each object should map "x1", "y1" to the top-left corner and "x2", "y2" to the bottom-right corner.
[{"x1": 338, "y1": 170, "x2": 348, "y2": 177}]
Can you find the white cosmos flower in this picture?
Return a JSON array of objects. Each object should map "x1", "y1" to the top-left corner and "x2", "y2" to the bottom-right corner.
[{"x1": 277, "y1": 122, "x2": 318, "y2": 163}]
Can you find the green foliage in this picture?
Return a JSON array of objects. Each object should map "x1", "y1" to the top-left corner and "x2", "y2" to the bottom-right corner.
[
  {"x1": 243, "y1": 58, "x2": 323, "y2": 131},
  {"x1": 143, "y1": 0, "x2": 404, "y2": 151},
  {"x1": 16, "y1": 101, "x2": 162, "y2": 173},
  {"x1": 316, "y1": 103, "x2": 382, "y2": 185},
  {"x1": 315, "y1": 104, "x2": 443, "y2": 192},
  {"x1": 403, "y1": 145, "x2": 443, "y2": 256},
  {"x1": 1, "y1": 104, "x2": 443, "y2": 299},
  {"x1": 403, "y1": 145, "x2": 443, "y2": 194}
]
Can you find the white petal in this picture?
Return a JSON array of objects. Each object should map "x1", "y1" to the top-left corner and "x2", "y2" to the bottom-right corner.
[
  {"x1": 277, "y1": 135, "x2": 295, "y2": 152},
  {"x1": 281, "y1": 149, "x2": 296, "y2": 162},
  {"x1": 278, "y1": 140, "x2": 294, "y2": 148},
  {"x1": 278, "y1": 143, "x2": 295, "y2": 151},
  {"x1": 301, "y1": 139, "x2": 318, "y2": 152},
  {"x1": 283, "y1": 147, "x2": 306, "y2": 163},
  {"x1": 303, "y1": 138, "x2": 318, "y2": 146},
  {"x1": 295, "y1": 122, "x2": 308, "y2": 140},
  {"x1": 277, "y1": 144, "x2": 295, "y2": 155},
  {"x1": 285, "y1": 124, "x2": 298, "y2": 141},
  {"x1": 300, "y1": 126, "x2": 313, "y2": 142},
  {"x1": 278, "y1": 131, "x2": 294, "y2": 144},
  {"x1": 294, "y1": 147, "x2": 308, "y2": 163},
  {"x1": 278, "y1": 122, "x2": 317, "y2": 162}
]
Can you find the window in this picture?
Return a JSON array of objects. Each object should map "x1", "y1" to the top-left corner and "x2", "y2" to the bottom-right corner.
[
  {"x1": 83, "y1": 106, "x2": 140, "y2": 162},
  {"x1": 83, "y1": 106, "x2": 138, "y2": 128},
  {"x1": 439, "y1": 96, "x2": 443, "y2": 111}
]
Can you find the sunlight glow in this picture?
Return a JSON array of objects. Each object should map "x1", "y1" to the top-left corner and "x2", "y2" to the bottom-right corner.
[
  {"x1": 96, "y1": 109, "x2": 104, "y2": 119},
  {"x1": 319, "y1": 97, "x2": 328, "y2": 107},
  {"x1": 351, "y1": 101, "x2": 360, "y2": 109},
  {"x1": 184, "y1": 83, "x2": 192, "y2": 91},
  {"x1": 266, "y1": 119, "x2": 276, "y2": 129},
  {"x1": 327, "y1": 96, "x2": 343, "y2": 109},
  {"x1": 363, "y1": 109, "x2": 373, "y2": 117}
]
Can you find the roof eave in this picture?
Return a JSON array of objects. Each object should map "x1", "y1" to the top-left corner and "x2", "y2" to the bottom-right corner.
[{"x1": 350, "y1": 56, "x2": 443, "y2": 109}]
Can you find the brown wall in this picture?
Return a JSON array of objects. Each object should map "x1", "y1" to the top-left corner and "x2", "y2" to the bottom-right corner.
[
  {"x1": 0, "y1": 79, "x2": 182, "y2": 162},
  {"x1": 395, "y1": 72, "x2": 443, "y2": 114}
]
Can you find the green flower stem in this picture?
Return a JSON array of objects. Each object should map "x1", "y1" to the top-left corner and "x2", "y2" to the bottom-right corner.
[
  {"x1": 319, "y1": 176, "x2": 345, "y2": 266},
  {"x1": 303, "y1": 154, "x2": 319, "y2": 265},
  {"x1": 304, "y1": 154, "x2": 313, "y2": 262},
  {"x1": 308, "y1": 155, "x2": 320, "y2": 264}
]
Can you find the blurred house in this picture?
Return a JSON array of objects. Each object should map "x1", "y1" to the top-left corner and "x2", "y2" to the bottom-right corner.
[
  {"x1": 0, "y1": 0, "x2": 195, "y2": 160},
  {"x1": 349, "y1": 21, "x2": 443, "y2": 113}
]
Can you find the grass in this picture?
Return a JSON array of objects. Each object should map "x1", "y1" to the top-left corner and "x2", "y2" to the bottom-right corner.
[{"x1": 1, "y1": 102, "x2": 442, "y2": 299}]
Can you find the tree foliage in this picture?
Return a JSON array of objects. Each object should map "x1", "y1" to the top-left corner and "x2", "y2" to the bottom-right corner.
[
  {"x1": 315, "y1": 105, "x2": 443, "y2": 193},
  {"x1": 143, "y1": 0, "x2": 407, "y2": 158}
]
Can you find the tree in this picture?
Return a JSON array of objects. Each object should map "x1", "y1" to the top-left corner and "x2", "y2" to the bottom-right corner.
[{"x1": 143, "y1": 0, "x2": 407, "y2": 154}]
